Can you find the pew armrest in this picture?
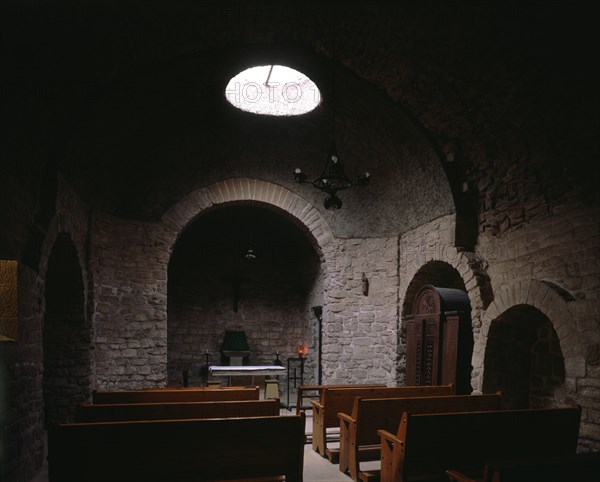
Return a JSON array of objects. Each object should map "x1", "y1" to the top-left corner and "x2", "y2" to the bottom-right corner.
[
  {"x1": 337, "y1": 412, "x2": 355, "y2": 424},
  {"x1": 310, "y1": 400, "x2": 323, "y2": 413},
  {"x1": 445, "y1": 469, "x2": 478, "y2": 482},
  {"x1": 377, "y1": 429, "x2": 401, "y2": 445},
  {"x1": 337, "y1": 411, "x2": 356, "y2": 474}
]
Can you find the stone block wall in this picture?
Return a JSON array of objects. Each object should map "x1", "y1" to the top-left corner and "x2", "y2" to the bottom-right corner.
[
  {"x1": 91, "y1": 213, "x2": 170, "y2": 389},
  {"x1": 0, "y1": 265, "x2": 44, "y2": 482},
  {"x1": 1, "y1": 179, "x2": 91, "y2": 482},
  {"x1": 321, "y1": 237, "x2": 399, "y2": 385},
  {"x1": 475, "y1": 199, "x2": 599, "y2": 450},
  {"x1": 397, "y1": 201, "x2": 599, "y2": 450},
  {"x1": 530, "y1": 323, "x2": 566, "y2": 409}
]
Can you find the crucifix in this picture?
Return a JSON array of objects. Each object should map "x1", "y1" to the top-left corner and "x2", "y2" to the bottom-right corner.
[
  {"x1": 231, "y1": 270, "x2": 243, "y2": 312},
  {"x1": 229, "y1": 264, "x2": 252, "y2": 313}
]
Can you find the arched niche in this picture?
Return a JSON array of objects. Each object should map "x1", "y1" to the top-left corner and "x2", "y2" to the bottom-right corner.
[
  {"x1": 482, "y1": 304, "x2": 566, "y2": 409},
  {"x1": 43, "y1": 233, "x2": 91, "y2": 425},
  {"x1": 401, "y1": 261, "x2": 474, "y2": 393},
  {"x1": 166, "y1": 203, "x2": 322, "y2": 388}
]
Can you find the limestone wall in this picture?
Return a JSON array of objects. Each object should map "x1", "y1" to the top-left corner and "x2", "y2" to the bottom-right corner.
[
  {"x1": 0, "y1": 264, "x2": 44, "y2": 482},
  {"x1": 321, "y1": 237, "x2": 399, "y2": 385},
  {"x1": 91, "y1": 213, "x2": 170, "y2": 389},
  {"x1": 396, "y1": 200, "x2": 599, "y2": 451},
  {"x1": 475, "y1": 199, "x2": 600, "y2": 451}
]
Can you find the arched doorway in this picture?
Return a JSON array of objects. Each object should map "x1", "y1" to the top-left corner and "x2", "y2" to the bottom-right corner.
[
  {"x1": 401, "y1": 261, "x2": 474, "y2": 393},
  {"x1": 167, "y1": 204, "x2": 321, "y2": 392},
  {"x1": 482, "y1": 304, "x2": 565, "y2": 409},
  {"x1": 43, "y1": 233, "x2": 91, "y2": 425}
]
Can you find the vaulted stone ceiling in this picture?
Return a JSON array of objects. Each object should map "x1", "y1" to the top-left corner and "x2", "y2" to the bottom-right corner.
[{"x1": 2, "y1": 2, "x2": 597, "y2": 239}]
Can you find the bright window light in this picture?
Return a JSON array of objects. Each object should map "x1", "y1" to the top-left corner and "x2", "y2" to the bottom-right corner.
[{"x1": 225, "y1": 65, "x2": 321, "y2": 116}]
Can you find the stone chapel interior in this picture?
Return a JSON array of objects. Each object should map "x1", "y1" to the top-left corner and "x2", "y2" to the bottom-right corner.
[{"x1": 1, "y1": 2, "x2": 599, "y2": 481}]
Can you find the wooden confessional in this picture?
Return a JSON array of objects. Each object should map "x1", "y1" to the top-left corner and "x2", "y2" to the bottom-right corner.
[{"x1": 405, "y1": 285, "x2": 473, "y2": 393}]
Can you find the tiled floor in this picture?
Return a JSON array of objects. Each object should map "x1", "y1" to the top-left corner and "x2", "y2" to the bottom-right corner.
[{"x1": 31, "y1": 412, "x2": 380, "y2": 482}]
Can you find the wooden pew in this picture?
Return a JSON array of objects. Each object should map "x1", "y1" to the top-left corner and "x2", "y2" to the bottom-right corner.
[
  {"x1": 48, "y1": 413, "x2": 305, "y2": 482},
  {"x1": 338, "y1": 392, "x2": 503, "y2": 481},
  {"x1": 295, "y1": 384, "x2": 386, "y2": 414},
  {"x1": 445, "y1": 452, "x2": 600, "y2": 482},
  {"x1": 311, "y1": 384, "x2": 454, "y2": 462},
  {"x1": 91, "y1": 385, "x2": 259, "y2": 404},
  {"x1": 76, "y1": 398, "x2": 280, "y2": 423},
  {"x1": 375, "y1": 406, "x2": 581, "y2": 482}
]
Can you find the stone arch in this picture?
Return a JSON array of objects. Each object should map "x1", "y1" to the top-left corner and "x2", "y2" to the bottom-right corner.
[
  {"x1": 42, "y1": 232, "x2": 92, "y2": 424},
  {"x1": 401, "y1": 245, "x2": 493, "y2": 331},
  {"x1": 400, "y1": 259, "x2": 475, "y2": 393},
  {"x1": 481, "y1": 304, "x2": 566, "y2": 409},
  {"x1": 161, "y1": 178, "x2": 332, "y2": 389},
  {"x1": 39, "y1": 176, "x2": 90, "y2": 311},
  {"x1": 161, "y1": 178, "x2": 334, "y2": 258},
  {"x1": 473, "y1": 279, "x2": 584, "y2": 393}
]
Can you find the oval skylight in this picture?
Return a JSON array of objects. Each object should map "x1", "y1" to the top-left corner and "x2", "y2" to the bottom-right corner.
[{"x1": 225, "y1": 65, "x2": 321, "y2": 116}]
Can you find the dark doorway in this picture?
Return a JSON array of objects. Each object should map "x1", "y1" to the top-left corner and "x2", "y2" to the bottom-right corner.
[
  {"x1": 483, "y1": 305, "x2": 565, "y2": 409},
  {"x1": 43, "y1": 233, "x2": 91, "y2": 425}
]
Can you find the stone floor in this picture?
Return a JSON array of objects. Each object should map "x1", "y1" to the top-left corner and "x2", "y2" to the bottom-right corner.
[{"x1": 31, "y1": 411, "x2": 380, "y2": 482}]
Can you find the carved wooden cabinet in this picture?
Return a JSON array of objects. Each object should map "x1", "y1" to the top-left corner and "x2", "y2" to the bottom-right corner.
[{"x1": 405, "y1": 285, "x2": 473, "y2": 393}]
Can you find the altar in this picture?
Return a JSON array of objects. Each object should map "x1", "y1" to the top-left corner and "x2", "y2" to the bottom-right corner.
[{"x1": 209, "y1": 365, "x2": 286, "y2": 398}]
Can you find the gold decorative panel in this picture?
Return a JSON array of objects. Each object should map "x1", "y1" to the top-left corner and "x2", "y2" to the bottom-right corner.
[{"x1": 0, "y1": 260, "x2": 18, "y2": 341}]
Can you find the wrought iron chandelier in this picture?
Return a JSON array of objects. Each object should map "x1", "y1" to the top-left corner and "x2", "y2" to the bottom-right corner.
[
  {"x1": 293, "y1": 8, "x2": 370, "y2": 210},
  {"x1": 294, "y1": 145, "x2": 370, "y2": 210}
]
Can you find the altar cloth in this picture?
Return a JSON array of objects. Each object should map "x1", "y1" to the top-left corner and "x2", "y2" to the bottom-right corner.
[{"x1": 209, "y1": 365, "x2": 286, "y2": 377}]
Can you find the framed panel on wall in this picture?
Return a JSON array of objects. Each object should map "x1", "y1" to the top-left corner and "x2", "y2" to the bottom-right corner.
[{"x1": 0, "y1": 260, "x2": 18, "y2": 341}]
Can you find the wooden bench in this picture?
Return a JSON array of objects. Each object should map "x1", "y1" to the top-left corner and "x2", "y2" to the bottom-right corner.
[
  {"x1": 445, "y1": 452, "x2": 600, "y2": 482},
  {"x1": 338, "y1": 392, "x2": 503, "y2": 481},
  {"x1": 311, "y1": 384, "x2": 454, "y2": 462},
  {"x1": 374, "y1": 406, "x2": 582, "y2": 482},
  {"x1": 48, "y1": 413, "x2": 305, "y2": 482},
  {"x1": 76, "y1": 398, "x2": 280, "y2": 422},
  {"x1": 295, "y1": 384, "x2": 386, "y2": 414},
  {"x1": 91, "y1": 385, "x2": 259, "y2": 404}
]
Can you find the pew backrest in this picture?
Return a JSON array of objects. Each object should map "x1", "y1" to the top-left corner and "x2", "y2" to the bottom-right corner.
[
  {"x1": 92, "y1": 386, "x2": 260, "y2": 404},
  {"x1": 315, "y1": 384, "x2": 455, "y2": 428},
  {"x1": 296, "y1": 383, "x2": 386, "y2": 414},
  {"x1": 351, "y1": 392, "x2": 503, "y2": 445},
  {"x1": 338, "y1": 392, "x2": 502, "y2": 480},
  {"x1": 48, "y1": 414, "x2": 305, "y2": 482},
  {"x1": 447, "y1": 452, "x2": 600, "y2": 482},
  {"x1": 311, "y1": 384, "x2": 454, "y2": 459},
  {"x1": 483, "y1": 452, "x2": 600, "y2": 482},
  {"x1": 76, "y1": 398, "x2": 280, "y2": 423},
  {"x1": 381, "y1": 406, "x2": 581, "y2": 482}
]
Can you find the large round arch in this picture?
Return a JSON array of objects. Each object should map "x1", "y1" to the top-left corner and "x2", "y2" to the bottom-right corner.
[
  {"x1": 166, "y1": 203, "x2": 321, "y2": 388},
  {"x1": 161, "y1": 178, "x2": 334, "y2": 257},
  {"x1": 161, "y1": 179, "x2": 333, "y2": 393}
]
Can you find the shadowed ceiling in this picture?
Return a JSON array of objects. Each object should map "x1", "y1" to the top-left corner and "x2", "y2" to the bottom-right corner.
[{"x1": 2, "y1": 2, "x2": 597, "y2": 239}]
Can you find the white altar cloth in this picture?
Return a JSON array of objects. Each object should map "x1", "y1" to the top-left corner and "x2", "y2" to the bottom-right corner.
[{"x1": 209, "y1": 365, "x2": 285, "y2": 377}]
